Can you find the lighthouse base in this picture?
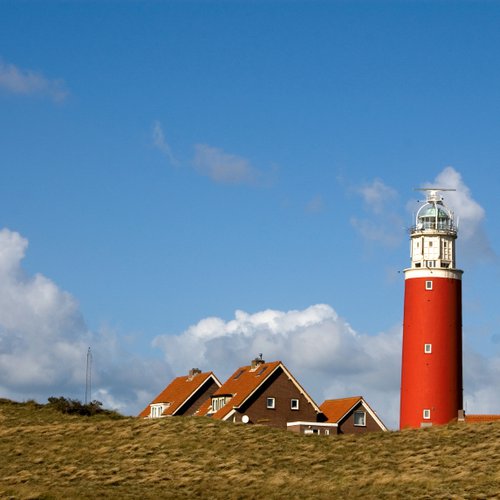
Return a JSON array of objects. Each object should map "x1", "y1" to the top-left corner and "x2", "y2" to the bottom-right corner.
[{"x1": 400, "y1": 270, "x2": 463, "y2": 430}]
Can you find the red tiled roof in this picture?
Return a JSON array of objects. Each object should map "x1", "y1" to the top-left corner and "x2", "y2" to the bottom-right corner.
[
  {"x1": 208, "y1": 361, "x2": 282, "y2": 420},
  {"x1": 319, "y1": 396, "x2": 363, "y2": 423},
  {"x1": 465, "y1": 414, "x2": 500, "y2": 423},
  {"x1": 198, "y1": 360, "x2": 320, "y2": 421},
  {"x1": 138, "y1": 371, "x2": 219, "y2": 418}
]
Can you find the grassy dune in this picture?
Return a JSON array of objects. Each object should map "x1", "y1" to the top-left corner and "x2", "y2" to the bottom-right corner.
[{"x1": 1, "y1": 399, "x2": 499, "y2": 499}]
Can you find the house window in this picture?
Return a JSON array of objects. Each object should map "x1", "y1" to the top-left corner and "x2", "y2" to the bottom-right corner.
[
  {"x1": 424, "y1": 344, "x2": 432, "y2": 354},
  {"x1": 426, "y1": 261, "x2": 435, "y2": 268},
  {"x1": 425, "y1": 280, "x2": 433, "y2": 290},
  {"x1": 325, "y1": 429, "x2": 330, "y2": 436},
  {"x1": 150, "y1": 405, "x2": 164, "y2": 418},
  {"x1": 212, "y1": 396, "x2": 227, "y2": 412},
  {"x1": 423, "y1": 409, "x2": 431, "y2": 420},
  {"x1": 354, "y1": 411, "x2": 366, "y2": 427},
  {"x1": 304, "y1": 429, "x2": 319, "y2": 435},
  {"x1": 291, "y1": 399, "x2": 299, "y2": 410},
  {"x1": 266, "y1": 397, "x2": 275, "y2": 409}
]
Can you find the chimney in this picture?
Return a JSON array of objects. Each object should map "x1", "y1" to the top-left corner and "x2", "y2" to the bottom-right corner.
[
  {"x1": 188, "y1": 368, "x2": 201, "y2": 378},
  {"x1": 250, "y1": 354, "x2": 265, "y2": 370}
]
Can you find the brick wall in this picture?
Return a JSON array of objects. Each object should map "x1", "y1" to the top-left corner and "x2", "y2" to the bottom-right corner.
[
  {"x1": 338, "y1": 402, "x2": 383, "y2": 434},
  {"x1": 177, "y1": 379, "x2": 219, "y2": 416},
  {"x1": 232, "y1": 368, "x2": 318, "y2": 428}
]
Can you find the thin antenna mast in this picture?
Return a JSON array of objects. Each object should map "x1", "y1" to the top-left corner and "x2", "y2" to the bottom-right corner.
[{"x1": 85, "y1": 347, "x2": 92, "y2": 404}]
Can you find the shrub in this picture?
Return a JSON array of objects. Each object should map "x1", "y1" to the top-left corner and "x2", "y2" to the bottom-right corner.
[{"x1": 47, "y1": 397, "x2": 121, "y2": 418}]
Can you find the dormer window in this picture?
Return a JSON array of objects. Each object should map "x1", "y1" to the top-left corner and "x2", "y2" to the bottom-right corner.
[
  {"x1": 150, "y1": 403, "x2": 169, "y2": 418},
  {"x1": 212, "y1": 396, "x2": 230, "y2": 412}
]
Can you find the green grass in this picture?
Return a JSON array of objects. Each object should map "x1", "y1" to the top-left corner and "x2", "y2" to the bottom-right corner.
[{"x1": 1, "y1": 398, "x2": 499, "y2": 499}]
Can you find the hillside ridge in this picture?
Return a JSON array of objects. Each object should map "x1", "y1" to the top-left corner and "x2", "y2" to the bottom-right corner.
[{"x1": 1, "y1": 399, "x2": 499, "y2": 499}]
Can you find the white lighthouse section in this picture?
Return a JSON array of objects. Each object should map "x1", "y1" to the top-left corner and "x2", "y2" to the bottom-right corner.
[{"x1": 406, "y1": 189, "x2": 462, "y2": 281}]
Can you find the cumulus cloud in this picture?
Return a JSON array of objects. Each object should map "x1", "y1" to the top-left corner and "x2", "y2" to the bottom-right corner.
[
  {"x1": 463, "y1": 348, "x2": 500, "y2": 415},
  {"x1": 153, "y1": 304, "x2": 403, "y2": 428},
  {"x1": 0, "y1": 60, "x2": 68, "y2": 102},
  {"x1": 153, "y1": 304, "x2": 500, "y2": 429},
  {"x1": 0, "y1": 228, "x2": 170, "y2": 415},
  {"x1": 350, "y1": 178, "x2": 404, "y2": 247},
  {"x1": 423, "y1": 167, "x2": 495, "y2": 262},
  {"x1": 193, "y1": 144, "x2": 262, "y2": 185},
  {"x1": 2, "y1": 226, "x2": 497, "y2": 426},
  {"x1": 152, "y1": 120, "x2": 179, "y2": 167}
]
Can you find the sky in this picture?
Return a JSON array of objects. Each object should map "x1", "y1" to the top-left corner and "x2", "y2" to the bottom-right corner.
[{"x1": 1, "y1": 1, "x2": 499, "y2": 429}]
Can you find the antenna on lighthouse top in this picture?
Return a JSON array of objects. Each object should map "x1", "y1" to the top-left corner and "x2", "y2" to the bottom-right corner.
[{"x1": 414, "y1": 187, "x2": 456, "y2": 203}]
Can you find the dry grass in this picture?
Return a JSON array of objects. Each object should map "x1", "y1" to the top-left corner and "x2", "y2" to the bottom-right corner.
[{"x1": 1, "y1": 399, "x2": 500, "y2": 499}]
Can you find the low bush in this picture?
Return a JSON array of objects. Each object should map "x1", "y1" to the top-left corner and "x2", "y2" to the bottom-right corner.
[{"x1": 46, "y1": 396, "x2": 121, "y2": 418}]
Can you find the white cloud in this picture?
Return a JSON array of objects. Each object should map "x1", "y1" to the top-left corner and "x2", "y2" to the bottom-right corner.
[
  {"x1": 193, "y1": 144, "x2": 261, "y2": 185},
  {"x1": 152, "y1": 120, "x2": 179, "y2": 167},
  {"x1": 357, "y1": 179, "x2": 398, "y2": 215},
  {"x1": 153, "y1": 304, "x2": 403, "y2": 428},
  {"x1": 0, "y1": 60, "x2": 68, "y2": 102},
  {"x1": 350, "y1": 178, "x2": 403, "y2": 247},
  {"x1": 463, "y1": 348, "x2": 500, "y2": 415},
  {"x1": 2, "y1": 227, "x2": 497, "y2": 426},
  {"x1": 0, "y1": 228, "x2": 170, "y2": 415},
  {"x1": 423, "y1": 166, "x2": 495, "y2": 262},
  {"x1": 153, "y1": 304, "x2": 500, "y2": 429}
]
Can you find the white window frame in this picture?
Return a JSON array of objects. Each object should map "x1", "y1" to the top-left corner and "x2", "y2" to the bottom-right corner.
[
  {"x1": 423, "y1": 409, "x2": 431, "y2": 420},
  {"x1": 266, "y1": 397, "x2": 276, "y2": 409},
  {"x1": 353, "y1": 410, "x2": 366, "y2": 427},
  {"x1": 150, "y1": 404, "x2": 165, "y2": 418},
  {"x1": 425, "y1": 280, "x2": 433, "y2": 290},
  {"x1": 424, "y1": 343, "x2": 432, "y2": 354},
  {"x1": 212, "y1": 396, "x2": 227, "y2": 412},
  {"x1": 291, "y1": 399, "x2": 299, "y2": 410}
]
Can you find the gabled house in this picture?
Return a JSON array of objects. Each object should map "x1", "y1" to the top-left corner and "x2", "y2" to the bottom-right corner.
[
  {"x1": 196, "y1": 358, "x2": 322, "y2": 428},
  {"x1": 139, "y1": 368, "x2": 221, "y2": 419},
  {"x1": 317, "y1": 396, "x2": 387, "y2": 434}
]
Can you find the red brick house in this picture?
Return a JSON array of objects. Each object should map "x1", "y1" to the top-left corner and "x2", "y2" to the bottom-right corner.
[
  {"x1": 196, "y1": 358, "x2": 322, "y2": 428},
  {"x1": 139, "y1": 368, "x2": 221, "y2": 418},
  {"x1": 316, "y1": 396, "x2": 387, "y2": 434}
]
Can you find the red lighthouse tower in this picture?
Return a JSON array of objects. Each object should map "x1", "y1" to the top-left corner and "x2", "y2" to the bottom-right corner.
[{"x1": 400, "y1": 189, "x2": 463, "y2": 429}]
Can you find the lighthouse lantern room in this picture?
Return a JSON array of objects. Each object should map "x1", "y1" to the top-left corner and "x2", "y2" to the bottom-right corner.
[{"x1": 400, "y1": 189, "x2": 463, "y2": 429}]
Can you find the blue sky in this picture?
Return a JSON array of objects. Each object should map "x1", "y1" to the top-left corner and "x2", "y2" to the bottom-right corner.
[{"x1": 1, "y1": 1, "x2": 499, "y2": 427}]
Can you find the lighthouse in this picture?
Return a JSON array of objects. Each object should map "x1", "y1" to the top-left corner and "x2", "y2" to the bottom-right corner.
[{"x1": 400, "y1": 189, "x2": 463, "y2": 429}]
